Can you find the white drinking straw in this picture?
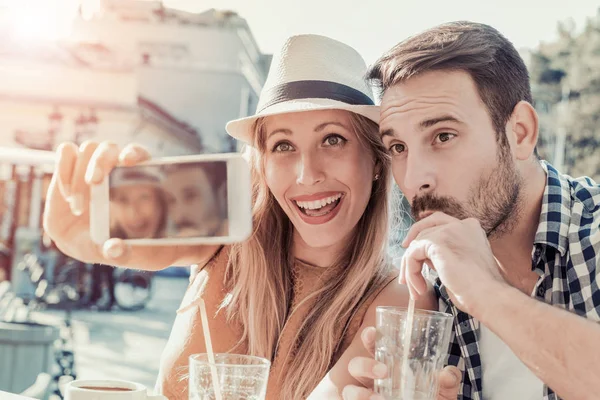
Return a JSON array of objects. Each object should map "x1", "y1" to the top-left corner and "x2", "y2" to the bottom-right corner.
[
  {"x1": 394, "y1": 256, "x2": 415, "y2": 396},
  {"x1": 177, "y1": 269, "x2": 223, "y2": 400},
  {"x1": 199, "y1": 296, "x2": 223, "y2": 400},
  {"x1": 401, "y1": 295, "x2": 416, "y2": 396}
]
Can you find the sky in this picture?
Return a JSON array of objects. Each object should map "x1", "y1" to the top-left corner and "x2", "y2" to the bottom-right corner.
[
  {"x1": 164, "y1": 0, "x2": 599, "y2": 65},
  {"x1": 0, "y1": 0, "x2": 597, "y2": 65}
]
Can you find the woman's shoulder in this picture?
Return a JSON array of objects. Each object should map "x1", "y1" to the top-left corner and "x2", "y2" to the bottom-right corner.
[
  {"x1": 178, "y1": 245, "x2": 233, "y2": 314},
  {"x1": 188, "y1": 245, "x2": 231, "y2": 283}
]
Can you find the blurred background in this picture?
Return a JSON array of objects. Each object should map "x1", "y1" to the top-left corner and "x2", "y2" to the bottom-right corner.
[{"x1": 0, "y1": 0, "x2": 598, "y2": 398}]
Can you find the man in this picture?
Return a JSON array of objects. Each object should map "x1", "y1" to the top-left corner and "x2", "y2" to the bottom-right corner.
[
  {"x1": 344, "y1": 21, "x2": 600, "y2": 400},
  {"x1": 162, "y1": 162, "x2": 228, "y2": 238}
]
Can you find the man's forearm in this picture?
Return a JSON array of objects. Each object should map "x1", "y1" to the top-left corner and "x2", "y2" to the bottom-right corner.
[{"x1": 476, "y1": 282, "x2": 600, "y2": 400}]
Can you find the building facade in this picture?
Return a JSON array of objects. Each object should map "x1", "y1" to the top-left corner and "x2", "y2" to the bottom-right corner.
[
  {"x1": 71, "y1": 0, "x2": 271, "y2": 152},
  {"x1": 0, "y1": 1, "x2": 271, "y2": 283}
]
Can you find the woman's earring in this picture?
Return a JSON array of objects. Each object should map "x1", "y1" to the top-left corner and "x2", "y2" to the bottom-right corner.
[{"x1": 373, "y1": 173, "x2": 380, "y2": 181}]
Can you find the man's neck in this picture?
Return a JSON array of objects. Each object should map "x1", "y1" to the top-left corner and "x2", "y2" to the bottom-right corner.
[{"x1": 490, "y1": 161, "x2": 548, "y2": 293}]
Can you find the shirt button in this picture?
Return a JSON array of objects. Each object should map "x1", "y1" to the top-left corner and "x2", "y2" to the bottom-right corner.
[{"x1": 537, "y1": 286, "x2": 545, "y2": 297}]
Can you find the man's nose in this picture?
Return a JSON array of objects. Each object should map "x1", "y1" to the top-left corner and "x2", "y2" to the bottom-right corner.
[
  {"x1": 402, "y1": 152, "x2": 436, "y2": 196},
  {"x1": 168, "y1": 202, "x2": 184, "y2": 222}
]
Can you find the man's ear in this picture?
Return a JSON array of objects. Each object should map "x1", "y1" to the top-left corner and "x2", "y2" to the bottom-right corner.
[{"x1": 508, "y1": 101, "x2": 539, "y2": 160}]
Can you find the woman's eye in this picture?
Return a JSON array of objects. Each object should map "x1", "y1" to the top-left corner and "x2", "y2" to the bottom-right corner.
[
  {"x1": 273, "y1": 142, "x2": 293, "y2": 152},
  {"x1": 389, "y1": 143, "x2": 405, "y2": 154},
  {"x1": 324, "y1": 134, "x2": 346, "y2": 147},
  {"x1": 326, "y1": 136, "x2": 340, "y2": 146}
]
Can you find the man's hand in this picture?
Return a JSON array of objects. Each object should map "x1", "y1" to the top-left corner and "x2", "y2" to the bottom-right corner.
[
  {"x1": 342, "y1": 327, "x2": 461, "y2": 400},
  {"x1": 399, "y1": 212, "x2": 507, "y2": 316}
]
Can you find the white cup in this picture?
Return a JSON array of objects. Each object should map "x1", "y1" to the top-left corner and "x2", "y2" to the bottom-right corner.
[{"x1": 65, "y1": 379, "x2": 167, "y2": 400}]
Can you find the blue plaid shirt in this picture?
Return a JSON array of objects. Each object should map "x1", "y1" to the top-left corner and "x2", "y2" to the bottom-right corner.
[{"x1": 431, "y1": 161, "x2": 600, "y2": 400}]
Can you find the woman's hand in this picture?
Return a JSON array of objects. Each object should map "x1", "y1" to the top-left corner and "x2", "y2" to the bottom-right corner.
[{"x1": 43, "y1": 141, "x2": 216, "y2": 271}]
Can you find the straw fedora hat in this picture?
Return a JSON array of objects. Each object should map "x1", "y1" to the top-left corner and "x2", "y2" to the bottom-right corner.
[
  {"x1": 226, "y1": 34, "x2": 379, "y2": 143},
  {"x1": 110, "y1": 166, "x2": 165, "y2": 188}
]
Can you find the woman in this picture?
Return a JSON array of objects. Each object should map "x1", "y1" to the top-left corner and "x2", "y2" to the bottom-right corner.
[
  {"x1": 43, "y1": 35, "x2": 436, "y2": 399},
  {"x1": 109, "y1": 166, "x2": 168, "y2": 239}
]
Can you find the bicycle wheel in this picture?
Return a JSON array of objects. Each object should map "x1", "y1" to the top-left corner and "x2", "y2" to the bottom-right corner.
[
  {"x1": 114, "y1": 270, "x2": 153, "y2": 311},
  {"x1": 51, "y1": 264, "x2": 84, "y2": 307}
]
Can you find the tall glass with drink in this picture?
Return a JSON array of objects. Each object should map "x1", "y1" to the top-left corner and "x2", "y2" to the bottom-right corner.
[
  {"x1": 374, "y1": 306, "x2": 453, "y2": 400},
  {"x1": 188, "y1": 354, "x2": 270, "y2": 400}
]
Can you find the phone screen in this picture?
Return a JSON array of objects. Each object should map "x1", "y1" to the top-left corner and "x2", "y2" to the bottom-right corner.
[{"x1": 108, "y1": 161, "x2": 228, "y2": 239}]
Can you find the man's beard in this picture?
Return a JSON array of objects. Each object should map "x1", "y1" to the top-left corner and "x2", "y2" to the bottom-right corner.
[{"x1": 411, "y1": 145, "x2": 523, "y2": 238}]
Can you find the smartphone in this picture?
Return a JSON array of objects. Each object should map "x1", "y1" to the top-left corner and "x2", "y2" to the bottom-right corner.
[{"x1": 90, "y1": 153, "x2": 252, "y2": 245}]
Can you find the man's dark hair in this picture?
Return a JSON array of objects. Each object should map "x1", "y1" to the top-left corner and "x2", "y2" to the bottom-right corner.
[
  {"x1": 163, "y1": 161, "x2": 226, "y2": 192},
  {"x1": 368, "y1": 21, "x2": 532, "y2": 145}
]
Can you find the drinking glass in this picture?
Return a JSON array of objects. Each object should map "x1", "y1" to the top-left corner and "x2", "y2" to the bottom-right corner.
[
  {"x1": 188, "y1": 354, "x2": 270, "y2": 400},
  {"x1": 374, "y1": 306, "x2": 453, "y2": 400}
]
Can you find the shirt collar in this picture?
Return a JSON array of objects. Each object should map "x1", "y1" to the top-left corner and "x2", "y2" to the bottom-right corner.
[{"x1": 533, "y1": 161, "x2": 572, "y2": 257}]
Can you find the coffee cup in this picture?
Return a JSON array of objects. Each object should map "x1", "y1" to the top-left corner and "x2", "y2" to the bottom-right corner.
[{"x1": 65, "y1": 379, "x2": 167, "y2": 400}]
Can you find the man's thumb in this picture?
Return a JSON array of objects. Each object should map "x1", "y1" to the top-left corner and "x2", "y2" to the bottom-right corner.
[{"x1": 437, "y1": 366, "x2": 461, "y2": 399}]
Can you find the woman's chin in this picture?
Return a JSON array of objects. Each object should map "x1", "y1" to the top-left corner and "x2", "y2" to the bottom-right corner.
[
  {"x1": 295, "y1": 228, "x2": 350, "y2": 250},
  {"x1": 124, "y1": 229, "x2": 154, "y2": 239}
]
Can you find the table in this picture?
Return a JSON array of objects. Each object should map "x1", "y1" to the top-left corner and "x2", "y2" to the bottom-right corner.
[{"x1": 0, "y1": 391, "x2": 35, "y2": 399}]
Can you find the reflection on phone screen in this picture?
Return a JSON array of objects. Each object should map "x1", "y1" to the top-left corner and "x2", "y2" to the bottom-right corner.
[{"x1": 108, "y1": 161, "x2": 228, "y2": 239}]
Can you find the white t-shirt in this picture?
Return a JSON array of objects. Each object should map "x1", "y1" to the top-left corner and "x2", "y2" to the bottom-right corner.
[{"x1": 480, "y1": 324, "x2": 544, "y2": 400}]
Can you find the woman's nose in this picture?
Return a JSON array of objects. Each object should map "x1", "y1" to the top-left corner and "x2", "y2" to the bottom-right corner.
[{"x1": 296, "y1": 154, "x2": 325, "y2": 186}]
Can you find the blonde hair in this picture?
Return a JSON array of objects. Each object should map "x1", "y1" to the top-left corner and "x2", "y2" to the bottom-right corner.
[{"x1": 225, "y1": 111, "x2": 392, "y2": 399}]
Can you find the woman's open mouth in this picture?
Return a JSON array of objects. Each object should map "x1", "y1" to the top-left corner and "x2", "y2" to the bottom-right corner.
[
  {"x1": 125, "y1": 221, "x2": 150, "y2": 237},
  {"x1": 292, "y1": 193, "x2": 344, "y2": 224}
]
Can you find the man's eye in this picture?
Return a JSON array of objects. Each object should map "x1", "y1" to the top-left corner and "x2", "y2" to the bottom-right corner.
[
  {"x1": 436, "y1": 132, "x2": 457, "y2": 143},
  {"x1": 389, "y1": 143, "x2": 405, "y2": 154},
  {"x1": 184, "y1": 192, "x2": 200, "y2": 202}
]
